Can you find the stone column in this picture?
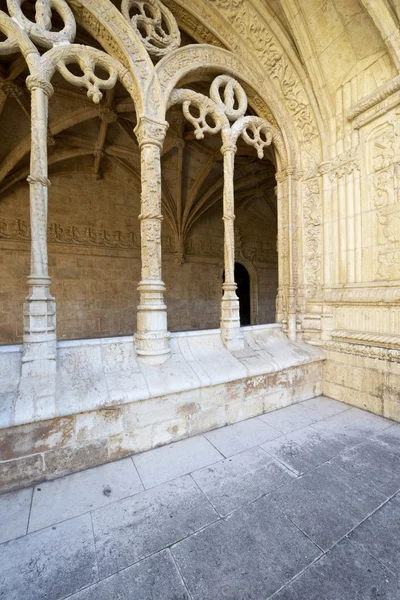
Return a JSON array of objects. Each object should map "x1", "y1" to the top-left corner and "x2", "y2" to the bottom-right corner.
[
  {"x1": 134, "y1": 116, "x2": 170, "y2": 363},
  {"x1": 286, "y1": 167, "x2": 297, "y2": 341},
  {"x1": 220, "y1": 143, "x2": 244, "y2": 351},
  {"x1": 22, "y1": 76, "x2": 56, "y2": 378},
  {"x1": 275, "y1": 168, "x2": 297, "y2": 341}
]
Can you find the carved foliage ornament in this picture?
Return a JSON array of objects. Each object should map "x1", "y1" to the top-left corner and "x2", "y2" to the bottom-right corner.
[
  {"x1": 6, "y1": 0, "x2": 76, "y2": 48},
  {"x1": 121, "y1": 0, "x2": 180, "y2": 59}
]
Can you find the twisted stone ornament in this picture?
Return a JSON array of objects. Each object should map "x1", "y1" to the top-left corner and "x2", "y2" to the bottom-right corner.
[
  {"x1": 121, "y1": 0, "x2": 180, "y2": 59},
  {"x1": 6, "y1": 0, "x2": 76, "y2": 48}
]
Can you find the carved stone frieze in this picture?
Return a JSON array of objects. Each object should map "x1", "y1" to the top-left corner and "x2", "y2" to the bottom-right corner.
[
  {"x1": 325, "y1": 340, "x2": 400, "y2": 363},
  {"x1": 0, "y1": 217, "x2": 141, "y2": 250},
  {"x1": 321, "y1": 148, "x2": 360, "y2": 181},
  {"x1": 368, "y1": 121, "x2": 400, "y2": 280}
]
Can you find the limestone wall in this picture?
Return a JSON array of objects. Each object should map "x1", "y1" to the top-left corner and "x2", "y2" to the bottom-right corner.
[{"x1": 0, "y1": 171, "x2": 277, "y2": 344}]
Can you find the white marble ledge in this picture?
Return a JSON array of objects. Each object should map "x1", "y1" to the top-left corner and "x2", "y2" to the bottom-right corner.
[{"x1": 0, "y1": 325, "x2": 325, "y2": 429}]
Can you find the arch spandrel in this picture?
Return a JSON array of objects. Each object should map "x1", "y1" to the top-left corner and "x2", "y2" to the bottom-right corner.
[
  {"x1": 66, "y1": 0, "x2": 164, "y2": 117},
  {"x1": 153, "y1": 45, "x2": 293, "y2": 170},
  {"x1": 161, "y1": 0, "x2": 324, "y2": 170}
]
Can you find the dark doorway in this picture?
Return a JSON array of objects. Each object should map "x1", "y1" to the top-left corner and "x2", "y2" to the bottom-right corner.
[
  {"x1": 222, "y1": 263, "x2": 251, "y2": 325},
  {"x1": 235, "y1": 263, "x2": 251, "y2": 325}
]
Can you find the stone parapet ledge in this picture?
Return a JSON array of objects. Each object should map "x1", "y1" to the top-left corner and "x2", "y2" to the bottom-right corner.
[{"x1": 0, "y1": 325, "x2": 325, "y2": 492}]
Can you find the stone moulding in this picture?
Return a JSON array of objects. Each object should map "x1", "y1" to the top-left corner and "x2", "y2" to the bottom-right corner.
[
  {"x1": 324, "y1": 340, "x2": 400, "y2": 363},
  {"x1": 330, "y1": 329, "x2": 400, "y2": 350},
  {"x1": 347, "y1": 74, "x2": 400, "y2": 121},
  {"x1": 347, "y1": 75, "x2": 400, "y2": 129}
]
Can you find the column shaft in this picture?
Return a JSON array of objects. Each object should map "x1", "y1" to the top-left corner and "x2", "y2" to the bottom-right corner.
[
  {"x1": 22, "y1": 77, "x2": 56, "y2": 377},
  {"x1": 134, "y1": 117, "x2": 170, "y2": 363},
  {"x1": 220, "y1": 146, "x2": 244, "y2": 351}
]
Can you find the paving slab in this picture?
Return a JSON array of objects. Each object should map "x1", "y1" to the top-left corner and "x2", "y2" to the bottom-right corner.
[
  {"x1": 91, "y1": 474, "x2": 218, "y2": 578},
  {"x1": 261, "y1": 426, "x2": 346, "y2": 475},
  {"x1": 311, "y1": 407, "x2": 393, "y2": 446},
  {"x1": 258, "y1": 404, "x2": 315, "y2": 433},
  {"x1": 0, "y1": 513, "x2": 97, "y2": 600},
  {"x1": 375, "y1": 424, "x2": 400, "y2": 453},
  {"x1": 273, "y1": 537, "x2": 400, "y2": 600},
  {"x1": 269, "y1": 461, "x2": 386, "y2": 550},
  {"x1": 29, "y1": 458, "x2": 143, "y2": 532},
  {"x1": 0, "y1": 487, "x2": 32, "y2": 543},
  {"x1": 172, "y1": 495, "x2": 321, "y2": 600},
  {"x1": 133, "y1": 435, "x2": 222, "y2": 489},
  {"x1": 192, "y1": 446, "x2": 295, "y2": 516},
  {"x1": 349, "y1": 493, "x2": 400, "y2": 575},
  {"x1": 67, "y1": 549, "x2": 189, "y2": 600},
  {"x1": 297, "y1": 395, "x2": 349, "y2": 420},
  {"x1": 203, "y1": 416, "x2": 281, "y2": 457},
  {"x1": 331, "y1": 439, "x2": 400, "y2": 497}
]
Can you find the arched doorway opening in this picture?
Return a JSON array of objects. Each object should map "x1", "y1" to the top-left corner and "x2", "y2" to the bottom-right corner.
[
  {"x1": 235, "y1": 263, "x2": 251, "y2": 326},
  {"x1": 222, "y1": 263, "x2": 251, "y2": 326}
]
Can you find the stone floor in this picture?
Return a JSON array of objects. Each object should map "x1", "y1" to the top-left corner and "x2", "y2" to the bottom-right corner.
[{"x1": 1, "y1": 396, "x2": 400, "y2": 600}]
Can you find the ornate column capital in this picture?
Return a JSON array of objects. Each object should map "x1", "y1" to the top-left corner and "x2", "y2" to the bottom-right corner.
[
  {"x1": 26, "y1": 75, "x2": 54, "y2": 98},
  {"x1": 221, "y1": 142, "x2": 237, "y2": 155},
  {"x1": 134, "y1": 116, "x2": 169, "y2": 150}
]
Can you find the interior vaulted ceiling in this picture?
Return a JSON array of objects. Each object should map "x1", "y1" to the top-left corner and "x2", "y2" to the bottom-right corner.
[{"x1": 0, "y1": 9, "x2": 277, "y2": 253}]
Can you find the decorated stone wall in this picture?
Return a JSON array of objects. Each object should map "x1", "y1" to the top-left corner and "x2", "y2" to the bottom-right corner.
[{"x1": 0, "y1": 170, "x2": 277, "y2": 343}]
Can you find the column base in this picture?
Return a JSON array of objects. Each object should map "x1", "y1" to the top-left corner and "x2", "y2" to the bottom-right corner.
[
  {"x1": 22, "y1": 276, "x2": 57, "y2": 377},
  {"x1": 135, "y1": 279, "x2": 171, "y2": 364},
  {"x1": 220, "y1": 291, "x2": 244, "y2": 352}
]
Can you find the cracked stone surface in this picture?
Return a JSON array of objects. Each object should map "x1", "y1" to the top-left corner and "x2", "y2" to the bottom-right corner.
[{"x1": 1, "y1": 396, "x2": 399, "y2": 600}]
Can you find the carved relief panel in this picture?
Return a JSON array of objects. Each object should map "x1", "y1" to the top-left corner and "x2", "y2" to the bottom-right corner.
[{"x1": 365, "y1": 115, "x2": 400, "y2": 281}]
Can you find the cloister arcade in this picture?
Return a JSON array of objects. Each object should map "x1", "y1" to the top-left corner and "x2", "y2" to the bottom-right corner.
[{"x1": 0, "y1": 0, "x2": 399, "y2": 490}]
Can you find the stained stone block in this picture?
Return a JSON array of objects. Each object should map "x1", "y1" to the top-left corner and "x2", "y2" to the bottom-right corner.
[
  {"x1": 268, "y1": 461, "x2": 386, "y2": 550},
  {"x1": 66, "y1": 550, "x2": 189, "y2": 600},
  {"x1": 172, "y1": 495, "x2": 321, "y2": 600},
  {"x1": 133, "y1": 435, "x2": 222, "y2": 488},
  {"x1": 29, "y1": 457, "x2": 143, "y2": 532},
  {"x1": 0, "y1": 487, "x2": 32, "y2": 543},
  {"x1": 0, "y1": 416, "x2": 75, "y2": 461},
  {"x1": 44, "y1": 440, "x2": 109, "y2": 478},
  {"x1": 92, "y1": 474, "x2": 218, "y2": 578},
  {"x1": 0, "y1": 453, "x2": 45, "y2": 493},
  {"x1": 273, "y1": 538, "x2": 400, "y2": 600},
  {"x1": 261, "y1": 426, "x2": 346, "y2": 475},
  {"x1": 0, "y1": 514, "x2": 97, "y2": 600},
  {"x1": 204, "y1": 416, "x2": 281, "y2": 457},
  {"x1": 191, "y1": 446, "x2": 295, "y2": 516}
]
